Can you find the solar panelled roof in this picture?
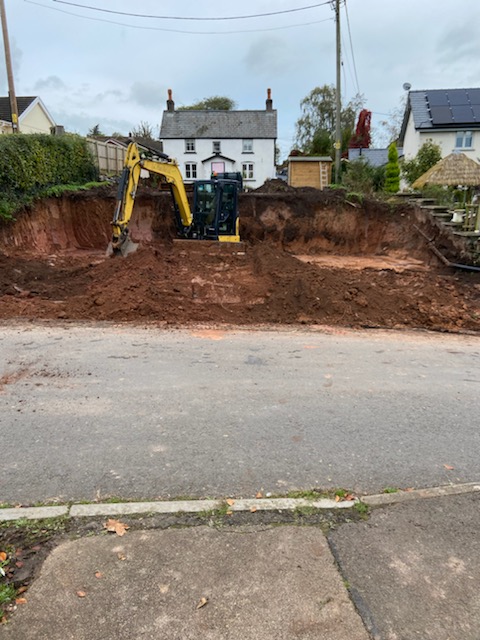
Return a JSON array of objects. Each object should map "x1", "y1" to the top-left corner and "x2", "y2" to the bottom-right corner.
[{"x1": 425, "y1": 89, "x2": 480, "y2": 126}]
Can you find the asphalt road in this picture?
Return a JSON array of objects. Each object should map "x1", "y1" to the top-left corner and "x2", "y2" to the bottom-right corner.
[{"x1": 1, "y1": 323, "x2": 479, "y2": 503}]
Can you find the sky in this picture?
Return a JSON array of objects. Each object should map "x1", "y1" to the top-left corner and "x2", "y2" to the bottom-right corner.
[{"x1": 2, "y1": 0, "x2": 480, "y2": 160}]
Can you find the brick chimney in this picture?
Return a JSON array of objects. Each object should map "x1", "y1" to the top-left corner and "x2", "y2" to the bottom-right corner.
[
  {"x1": 266, "y1": 88, "x2": 273, "y2": 111},
  {"x1": 167, "y1": 89, "x2": 175, "y2": 112}
]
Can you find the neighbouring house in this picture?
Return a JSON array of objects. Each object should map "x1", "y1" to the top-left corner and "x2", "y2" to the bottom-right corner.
[
  {"x1": 0, "y1": 96, "x2": 58, "y2": 134},
  {"x1": 347, "y1": 147, "x2": 403, "y2": 167},
  {"x1": 287, "y1": 156, "x2": 332, "y2": 190},
  {"x1": 399, "y1": 88, "x2": 480, "y2": 161},
  {"x1": 159, "y1": 89, "x2": 277, "y2": 188}
]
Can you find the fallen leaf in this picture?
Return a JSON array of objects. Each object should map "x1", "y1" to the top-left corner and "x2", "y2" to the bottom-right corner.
[
  {"x1": 196, "y1": 597, "x2": 208, "y2": 609},
  {"x1": 405, "y1": 487, "x2": 415, "y2": 492},
  {"x1": 15, "y1": 598, "x2": 27, "y2": 605},
  {"x1": 15, "y1": 561, "x2": 24, "y2": 568},
  {"x1": 250, "y1": 506, "x2": 257, "y2": 513},
  {"x1": 117, "y1": 553, "x2": 126, "y2": 561},
  {"x1": 17, "y1": 586, "x2": 28, "y2": 595},
  {"x1": 104, "y1": 519, "x2": 130, "y2": 536},
  {"x1": 335, "y1": 495, "x2": 341, "y2": 502},
  {"x1": 255, "y1": 491, "x2": 263, "y2": 499},
  {"x1": 1, "y1": 616, "x2": 8, "y2": 624},
  {"x1": 0, "y1": 552, "x2": 7, "y2": 562},
  {"x1": 94, "y1": 571, "x2": 103, "y2": 579},
  {"x1": 344, "y1": 494, "x2": 356, "y2": 501},
  {"x1": 444, "y1": 464, "x2": 455, "y2": 471},
  {"x1": 226, "y1": 498, "x2": 235, "y2": 506},
  {"x1": 226, "y1": 510, "x2": 233, "y2": 516},
  {"x1": 76, "y1": 591, "x2": 87, "y2": 598}
]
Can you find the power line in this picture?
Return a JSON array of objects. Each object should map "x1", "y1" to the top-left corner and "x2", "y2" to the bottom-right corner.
[
  {"x1": 49, "y1": 0, "x2": 332, "y2": 21},
  {"x1": 343, "y1": 0, "x2": 360, "y2": 95},
  {"x1": 27, "y1": 0, "x2": 333, "y2": 34}
]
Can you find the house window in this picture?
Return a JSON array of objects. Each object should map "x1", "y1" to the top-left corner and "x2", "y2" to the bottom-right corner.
[
  {"x1": 213, "y1": 140, "x2": 221, "y2": 153},
  {"x1": 242, "y1": 139, "x2": 253, "y2": 153},
  {"x1": 455, "y1": 131, "x2": 473, "y2": 148},
  {"x1": 242, "y1": 162, "x2": 254, "y2": 180},
  {"x1": 185, "y1": 163, "x2": 197, "y2": 179},
  {"x1": 185, "y1": 139, "x2": 196, "y2": 153}
]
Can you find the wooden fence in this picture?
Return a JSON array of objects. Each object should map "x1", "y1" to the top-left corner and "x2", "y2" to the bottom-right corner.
[{"x1": 87, "y1": 138, "x2": 126, "y2": 175}]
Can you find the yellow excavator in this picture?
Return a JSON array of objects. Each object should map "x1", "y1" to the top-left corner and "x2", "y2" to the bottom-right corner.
[{"x1": 109, "y1": 141, "x2": 241, "y2": 256}]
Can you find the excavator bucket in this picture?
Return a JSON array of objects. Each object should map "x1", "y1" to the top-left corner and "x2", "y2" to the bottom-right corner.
[{"x1": 106, "y1": 235, "x2": 138, "y2": 258}]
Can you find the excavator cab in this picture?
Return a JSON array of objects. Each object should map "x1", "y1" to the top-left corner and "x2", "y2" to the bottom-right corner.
[{"x1": 191, "y1": 180, "x2": 239, "y2": 241}]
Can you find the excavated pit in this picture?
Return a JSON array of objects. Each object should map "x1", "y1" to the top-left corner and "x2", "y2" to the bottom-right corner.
[{"x1": 0, "y1": 185, "x2": 478, "y2": 332}]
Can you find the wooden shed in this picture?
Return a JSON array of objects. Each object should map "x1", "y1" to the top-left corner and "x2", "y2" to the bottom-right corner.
[{"x1": 288, "y1": 156, "x2": 332, "y2": 190}]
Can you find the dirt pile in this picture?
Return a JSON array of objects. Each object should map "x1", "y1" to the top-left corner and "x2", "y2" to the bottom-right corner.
[{"x1": 0, "y1": 187, "x2": 478, "y2": 332}]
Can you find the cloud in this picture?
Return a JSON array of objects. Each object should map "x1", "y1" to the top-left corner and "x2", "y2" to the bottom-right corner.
[
  {"x1": 34, "y1": 76, "x2": 67, "y2": 92},
  {"x1": 94, "y1": 89, "x2": 124, "y2": 102},
  {"x1": 243, "y1": 36, "x2": 296, "y2": 77},
  {"x1": 51, "y1": 109, "x2": 134, "y2": 136},
  {"x1": 129, "y1": 82, "x2": 167, "y2": 108}
]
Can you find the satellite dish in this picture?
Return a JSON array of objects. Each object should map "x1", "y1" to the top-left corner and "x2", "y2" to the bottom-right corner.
[{"x1": 403, "y1": 82, "x2": 412, "y2": 91}]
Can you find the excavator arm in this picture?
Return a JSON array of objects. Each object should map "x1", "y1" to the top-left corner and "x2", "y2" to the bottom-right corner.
[{"x1": 109, "y1": 142, "x2": 193, "y2": 255}]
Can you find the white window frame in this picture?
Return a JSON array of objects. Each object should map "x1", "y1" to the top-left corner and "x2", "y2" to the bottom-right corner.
[
  {"x1": 185, "y1": 139, "x2": 196, "y2": 153},
  {"x1": 242, "y1": 162, "x2": 254, "y2": 180},
  {"x1": 455, "y1": 130, "x2": 473, "y2": 149},
  {"x1": 242, "y1": 139, "x2": 253, "y2": 153},
  {"x1": 212, "y1": 140, "x2": 221, "y2": 153},
  {"x1": 185, "y1": 162, "x2": 197, "y2": 180}
]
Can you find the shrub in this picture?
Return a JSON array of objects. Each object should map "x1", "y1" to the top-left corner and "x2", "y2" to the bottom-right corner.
[
  {"x1": 401, "y1": 139, "x2": 442, "y2": 186},
  {"x1": 384, "y1": 142, "x2": 400, "y2": 193},
  {"x1": 342, "y1": 158, "x2": 385, "y2": 194},
  {"x1": 0, "y1": 134, "x2": 98, "y2": 220}
]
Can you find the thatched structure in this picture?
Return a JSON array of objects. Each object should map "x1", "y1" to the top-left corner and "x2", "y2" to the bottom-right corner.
[{"x1": 412, "y1": 152, "x2": 480, "y2": 189}]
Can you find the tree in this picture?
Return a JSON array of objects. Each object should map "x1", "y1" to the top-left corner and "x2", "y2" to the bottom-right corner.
[
  {"x1": 87, "y1": 124, "x2": 104, "y2": 137},
  {"x1": 130, "y1": 121, "x2": 157, "y2": 140},
  {"x1": 376, "y1": 95, "x2": 407, "y2": 147},
  {"x1": 384, "y1": 142, "x2": 400, "y2": 193},
  {"x1": 401, "y1": 139, "x2": 442, "y2": 186},
  {"x1": 179, "y1": 96, "x2": 236, "y2": 111},
  {"x1": 294, "y1": 85, "x2": 364, "y2": 156}
]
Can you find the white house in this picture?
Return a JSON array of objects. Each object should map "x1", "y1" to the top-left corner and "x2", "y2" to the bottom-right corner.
[
  {"x1": 0, "y1": 96, "x2": 57, "y2": 134},
  {"x1": 159, "y1": 90, "x2": 277, "y2": 188},
  {"x1": 399, "y1": 88, "x2": 480, "y2": 161}
]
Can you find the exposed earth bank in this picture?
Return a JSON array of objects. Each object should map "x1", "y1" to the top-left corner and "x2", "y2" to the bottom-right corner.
[{"x1": 0, "y1": 185, "x2": 478, "y2": 332}]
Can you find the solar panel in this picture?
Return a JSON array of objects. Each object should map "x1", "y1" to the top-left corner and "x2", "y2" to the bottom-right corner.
[
  {"x1": 430, "y1": 105, "x2": 453, "y2": 124},
  {"x1": 427, "y1": 91, "x2": 449, "y2": 107},
  {"x1": 447, "y1": 89, "x2": 468, "y2": 106},
  {"x1": 467, "y1": 89, "x2": 480, "y2": 105},
  {"x1": 472, "y1": 105, "x2": 480, "y2": 120},
  {"x1": 451, "y1": 105, "x2": 474, "y2": 123}
]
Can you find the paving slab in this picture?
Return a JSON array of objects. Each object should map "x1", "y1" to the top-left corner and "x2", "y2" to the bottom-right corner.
[
  {"x1": 330, "y1": 492, "x2": 480, "y2": 640},
  {"x1": 3, "y1": 525, "x2": 369, "y2": 640}
]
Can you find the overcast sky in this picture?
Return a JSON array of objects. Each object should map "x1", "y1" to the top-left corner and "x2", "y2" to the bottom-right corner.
[{"x1": 2, "y1": 0, "x2": 480, "y2": 159}]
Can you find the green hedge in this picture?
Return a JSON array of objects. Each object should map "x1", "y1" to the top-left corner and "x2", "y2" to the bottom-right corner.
[{"x1": 0, "y1": 133, "x2": 98, "y2": 219}]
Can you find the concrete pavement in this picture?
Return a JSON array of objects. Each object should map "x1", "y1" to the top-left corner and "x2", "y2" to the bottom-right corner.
[{"x1": 3, "y1": 486, "x2": 480, "y2": 639}]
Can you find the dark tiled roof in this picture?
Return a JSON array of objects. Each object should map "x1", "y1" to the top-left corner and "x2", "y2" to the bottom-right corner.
[
  {"x1": 0, "y1": 96, "x2": 37, "y2": 122},
  {"x1": 160, "y1": 110, "x2": 277, "y2": 139},
  {"x1": 348, "y1": 147, "x2": 403, "y2": 167}
]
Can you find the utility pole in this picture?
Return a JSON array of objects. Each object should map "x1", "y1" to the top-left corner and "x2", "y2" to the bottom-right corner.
[
  {"x1": 0, "y1": 0, "x2": 19, "y2": 133},
  {"x1": 333, "y1": 0, "x2": 341, "y2": 183}
]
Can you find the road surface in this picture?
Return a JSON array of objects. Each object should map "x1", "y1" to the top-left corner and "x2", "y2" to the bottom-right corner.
[{"x1": 1, "y1": 323, "x2": 478, "y2": 503}]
